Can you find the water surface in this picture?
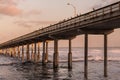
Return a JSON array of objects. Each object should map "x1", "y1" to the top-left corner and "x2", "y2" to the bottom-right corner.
[{"x1": 0, "y1": 47, "x2": 120, "y2": 80}]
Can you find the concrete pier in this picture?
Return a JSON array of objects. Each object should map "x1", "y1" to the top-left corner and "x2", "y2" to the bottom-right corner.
[
  {"x1": 26, "y1": 44, "x2": 30, "y2": 61},
  {"x1": 104, "y1": 34, "x2": 108, "y2": 77},
  {"x1": 42, "y1": 41, "x2": 46, "y2": 65},
  {"x1": 22, "y1": 45, "x2": 24, "y2": 62},
  {"x1": 31, "y1": 44, "x2": 34, "y2": 61},
  {"x1": 84, "y1": 34, "x2": 88, "y2": 79},
  {"x1": 13, "y1": 47, "x2": 16, "y2": 57},
  {"x1": 34, "y1": 42, "x2": 37, "y2": 62},
  {"x1": 5, "y1": 48, "x2": 7, "y2": 56},
  {"x1": 53, "y1": 39, "x2": 59, "y2": 68},
  {"x1": 10, "y1": 48, "x2": 13, "y2": 57},
  {"x1": 37, "y1": 42, "x2": 40, "y2": 62},
  {"x1": 18, "y1": 46, "x2": 20, "y2": 58},
  {"x1": 45, "y1": 41, "x2": 48, "y2": 63},
  {"x1": 68, "y1": 38, "x2": 72, "y2": 69}
]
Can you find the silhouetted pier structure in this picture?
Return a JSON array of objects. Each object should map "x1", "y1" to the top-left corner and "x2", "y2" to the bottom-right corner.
[{"x1": 0, "y1": 1, "x2": 120, "y2": 79}]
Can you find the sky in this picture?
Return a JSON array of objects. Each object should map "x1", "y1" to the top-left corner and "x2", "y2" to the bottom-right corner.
[{"x1": 0, "y1": 0, "x2": 120, "y2": 47}]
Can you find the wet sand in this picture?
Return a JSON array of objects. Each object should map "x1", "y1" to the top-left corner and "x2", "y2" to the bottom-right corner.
[{"x1": 0, "y1": 55, "x2": 120, "y2": 80}]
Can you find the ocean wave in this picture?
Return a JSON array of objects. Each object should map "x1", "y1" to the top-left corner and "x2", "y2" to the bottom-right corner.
[{"x1": 109, "y1": 49, "x2": 120, "y2": 54}]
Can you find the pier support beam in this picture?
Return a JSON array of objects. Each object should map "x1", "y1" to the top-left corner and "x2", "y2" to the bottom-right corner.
[
  {"x1": 31, "y1": 44, "x2": 34, "y2": 61},
  {"x1": 18, "y1": 46, "x2": 20, "y2": 58},
  {"x1": 34, "y1": 42, "x2": 37, "y2": 62},
  {"x1": 68, "y1": 38, "x2": 72, "y2": 69},
  {"x1": 26, "y1": 44, "x2": 30, "y2": 61},
  {"x1": 8, "y1": 48, "x2": 10, "y2": 56},
  {"x1": 84, "y1": 34, "x2": 88, "y2": 79},
  {"x1": 13, "y1": 47, "x2": 16, "y2": 57},
  {"x1": 42, "y1": 41, "x2": 46, "y2": 65},
  {"x1": 53, "y1": 39, "x2": 59, "y2": 68},
  {"x1": 2, "y1": 49, "x2": 3, "y2": 54},
  {"x1": 22, "y1": 45, "x2": 24, "y2": 62},
  {"x1": 37, "y1": 42, "x2": 40, "y2": 62},
  {"x1": 45, "y1": 41, "x2": 48, "y2": 63},
  {"x1": 5, "y1": 48, "x2": 7, "y2": 56},
  {"x1": 5, "y1": 49, "x2": 7, "y2": 55},
  {"x1": 104, "y1": 34, "x2": 108, "y2": 77},
  {"x1": 10, "y1": 48, "x2": 13, "y2": 57}
]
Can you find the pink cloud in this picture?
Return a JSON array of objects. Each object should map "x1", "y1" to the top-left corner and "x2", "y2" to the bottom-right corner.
[
  {"x1": 0, "y1": 0, "x2": 16, "y2": 5},
  {"x1": 20, "y1": 9, "x2": 42, "y2": 17},
  {"x1": 15, "y1": 20, "x2": 57, "y2": 28},
  {"x1": 26, "y1": 10, "x2": 41, "y2": 15},
  {"x1": 15, "y1": 21, "x2": 33, "y2": 28},
  {"x1": 0, "y1": 0, "x2": 41, "y2": 17},
  {"x1": 0, "y1": 0, "x2": 22, "y2": 16},
  {"x1": 0, "y1": 5, "x2": 22, "y2": 16}
]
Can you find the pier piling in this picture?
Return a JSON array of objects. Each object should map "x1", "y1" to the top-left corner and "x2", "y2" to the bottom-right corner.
[
  {"x1": 13, "y1": 47, "x2": 16, "y2": 57},
  {"x1": 34, "y1": 42, "x2": 37, "y2": 62},
  {"x1": 37, "y1": 42, "x2": 40, "y2": 62},
  {"x1": 22, "y1": 45, "x2": 24, "y2": 62},
  {"x1": 5, "y1": 48, "x2": 7, "y2": 56},
  {"x1": 18, "y1": 46, "x2": 20, "y2": 58},
  {"x1": 31, "y1": 44, "x2": 34, "y2": 61},
  {"x1": 45, "y1": 41, "x2": 48, "y2": 63},
  {"x1": 104, "y1": 34, "x2": 108, "y2": 77},
  {"x1": 26, "y1": 44, "x2": 30, "y2": 61},
  {"x1": 53, "y1": 39, "x2": 59, "y2": 68},
  {"x1": 42, "y1": 41, "x2": 46, "y2": 65},
  {"x1": 68, "y1": 38, "x2": 72, "y2": 69},
  {"x1": 84, "y1": 34, "x2": 88, "y2": 79},
  {"x1": 10, "y1": 48, "x2": 13, "y2": 57}
]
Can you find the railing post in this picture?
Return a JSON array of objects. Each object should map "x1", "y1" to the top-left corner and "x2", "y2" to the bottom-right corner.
[
  {"x1": 119, "y1": 2, "x2": 120, "y2": 11},
  {"x1": 110, "y1": 6, "x2": 112, "y2": 14},
  {"x1": 84, "y1": 33, "x2": 88, "y2": 79},
  {"x1": 68, "y1": 38, "x2": 72, "y2": 69},
  {"x1": 103, "y1": 9, "x2": 104, "y2": 16},
  {"x1": 53, "y1": 39, "x2": 59, "y2": 69}
]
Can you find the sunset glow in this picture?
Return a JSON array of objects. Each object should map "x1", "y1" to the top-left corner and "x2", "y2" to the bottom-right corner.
[{"x1": 0, "y1": 0, "x2": 120, "y2": 47}]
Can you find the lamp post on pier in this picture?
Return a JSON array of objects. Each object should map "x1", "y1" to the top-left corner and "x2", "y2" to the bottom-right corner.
[{"x1": 67, "y1": 3, "x2": 77, "y2": 16}]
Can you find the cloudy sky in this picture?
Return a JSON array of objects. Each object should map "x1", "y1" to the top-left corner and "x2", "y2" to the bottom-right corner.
[{"x1": 0, "y1": 0, "x2": 120, "y2": 47}]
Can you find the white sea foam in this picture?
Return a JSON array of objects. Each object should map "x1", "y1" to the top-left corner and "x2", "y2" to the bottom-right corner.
[
  {"x1": 16, "y1": 47, "x2": 120, "y2": 61},
  {"x1": 109, "y1": 49, "x2": 120, "y2": 54}
]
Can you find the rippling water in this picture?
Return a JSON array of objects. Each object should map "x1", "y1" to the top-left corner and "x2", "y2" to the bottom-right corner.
[{"x1": 0, "y1": 47, "x2": 120, "y2": 80}]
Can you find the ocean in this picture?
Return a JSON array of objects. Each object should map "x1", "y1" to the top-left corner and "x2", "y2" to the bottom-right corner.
[{"x1": 0, "y1": 47, "x2": 120, "y2": 80}]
